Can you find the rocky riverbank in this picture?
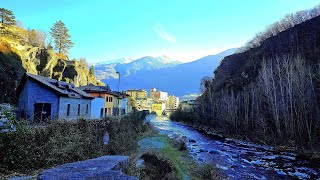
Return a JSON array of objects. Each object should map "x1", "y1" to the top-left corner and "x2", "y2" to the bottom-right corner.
[{"x1": 151, "y1": 116, "x2": 320, "y2": 179}]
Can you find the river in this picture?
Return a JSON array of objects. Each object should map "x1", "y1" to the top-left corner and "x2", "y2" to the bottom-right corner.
[{"x1": 147, "y1": 115, "x2": 320, "y2": 179}]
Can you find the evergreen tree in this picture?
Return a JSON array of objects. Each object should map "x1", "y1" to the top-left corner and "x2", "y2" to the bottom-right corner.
[
  {"x1": 50, "y1": 20, "x2": 73, "y2": 55},
  {"x1": 0, "y1": 8, "x2": 16, "y2": 26},
  {"x1": 28, "y1": 29, "x2": 38, "y2": 46},
  {"x1": 47, "y1": 43, "x2": 53, "y2": 50},
  {"x1": 89, "y1": 66, "x2": 95, "y2": 76}
]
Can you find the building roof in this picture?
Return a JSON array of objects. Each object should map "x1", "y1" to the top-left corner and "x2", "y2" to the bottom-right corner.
[
  {"x1": 17, "y1": 73, "x2": 94, "y2": 99},
  {"x1": 126, "y1": 89, "x2": 147, "y2": 92},
  {"x1": 78, "y1": 84, "x2": 111, "y2": 93},
  {"x1": 111, "y1": 91, "x2": 129, "y2": 98}
]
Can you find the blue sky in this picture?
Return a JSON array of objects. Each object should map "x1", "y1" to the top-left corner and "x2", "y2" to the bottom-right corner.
[{"x1": 2, "y1": 0, "x2": 320, "y2": 62}]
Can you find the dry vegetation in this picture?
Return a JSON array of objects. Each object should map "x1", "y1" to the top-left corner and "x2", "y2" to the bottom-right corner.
[
  {"x1": 171, "y1": 6, "x2": 320, "y2": 155},
  {"x1": 0, "y1": 111, "x2": 147, "y2": 178},
  {"x1": 238, "y1": 4, "x2": 320, "y2": 52},
  {"x1": 197, "y1": 55, "x2": 320, "y2": 151}
]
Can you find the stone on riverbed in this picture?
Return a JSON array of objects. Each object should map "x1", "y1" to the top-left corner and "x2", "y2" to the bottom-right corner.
[
  {"x1": 199, "y1": 148, "x2": 208, "y2": 153},
  {"x1": 38, "y1": 155, "x2": 137, "y2": 180}
]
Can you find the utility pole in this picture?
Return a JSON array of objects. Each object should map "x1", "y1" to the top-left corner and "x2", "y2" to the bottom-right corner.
[{"x1": 116, "y1": 71, "x2": 120, "y2": 116}]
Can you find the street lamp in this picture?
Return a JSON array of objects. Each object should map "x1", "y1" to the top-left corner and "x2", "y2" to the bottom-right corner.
[{"x1": 116, "y1": 71, "x2": 120, "y2": 116}]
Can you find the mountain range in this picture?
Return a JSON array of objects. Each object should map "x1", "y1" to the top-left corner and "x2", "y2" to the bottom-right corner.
[
  {"x1": 95, "y1": 49, "x2": 236, "y2": 97},
  {"x1": 94, "y1": 56, "x2": 181, "y2": 80}
]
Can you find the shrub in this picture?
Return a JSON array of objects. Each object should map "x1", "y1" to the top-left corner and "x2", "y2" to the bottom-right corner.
[
  {"x1": 0, "y1": 40, "x2": 11, "y2": 54},
  {"x1": 196, "y1": 164, "x2": 220, "y2": 180},
  {"x1": 0, "y1": 111, "x2": 147, "y2": 176},
  {"x1": 140, "y1": 152, "x2": 175, "y2": 180},
  {"x1": 105, "y1": 112, "x2": 146, "y2": 155}
]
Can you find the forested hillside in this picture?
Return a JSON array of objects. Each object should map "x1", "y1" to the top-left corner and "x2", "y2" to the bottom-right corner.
[
  {"x1": 192, "y1": 7, "x2": 320, "y2": 152},
  {"x1": 0, "y1": 9, "x2": 103, "y2": 104}
]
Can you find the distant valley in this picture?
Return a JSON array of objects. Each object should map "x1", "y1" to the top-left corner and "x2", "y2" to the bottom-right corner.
[{"x1": 94, "y1": 49, "x2": 236, "y2": 97}]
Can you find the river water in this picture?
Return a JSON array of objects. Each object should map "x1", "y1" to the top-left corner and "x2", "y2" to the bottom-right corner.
[{"x1": 148, "y1": 115, "x2": 320, "y2": 179}]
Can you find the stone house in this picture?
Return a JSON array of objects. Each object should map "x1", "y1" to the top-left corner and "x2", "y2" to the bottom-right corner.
[{"x1": 17, "y1": 73, "x2": 93, "y2": 122}]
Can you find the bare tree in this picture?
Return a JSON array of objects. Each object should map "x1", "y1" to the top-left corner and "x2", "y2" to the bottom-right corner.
[{"x1": 238, "y1": 4, "x2": 320, "y2": 53}]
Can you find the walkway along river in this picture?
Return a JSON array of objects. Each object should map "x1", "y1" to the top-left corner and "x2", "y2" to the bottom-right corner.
[{"x1": 147, "y1": 115, "x2": 320, "y2": 179}]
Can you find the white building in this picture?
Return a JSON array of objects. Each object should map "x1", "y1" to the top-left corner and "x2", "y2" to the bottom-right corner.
[
  {"x1": 150, "y1": 88, "x2": 168, "y2": 101},
  {"x1": 91, "y1": 97, "x2": 105, "y2": 119},
  {"x1": 159, "y1": 91, "x2": 168, "y2": 101}
]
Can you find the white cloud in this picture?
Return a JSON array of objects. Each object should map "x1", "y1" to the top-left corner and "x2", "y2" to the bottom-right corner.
[{"x1": 153, "y1": 23, "x2": 176, "y2": 43}]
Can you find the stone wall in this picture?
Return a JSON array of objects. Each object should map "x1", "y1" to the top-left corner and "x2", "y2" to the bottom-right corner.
[{"x1": 0, "y1": 103, "x2": 16, "y2": 132}]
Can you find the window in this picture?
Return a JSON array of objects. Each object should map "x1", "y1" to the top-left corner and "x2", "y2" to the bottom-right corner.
[
  {"x1": 106, "y1": 96, "x2": 112, "y2": 102},
  {"x1": 77, "y1": 104, "x2": 80, "y2": 115},
  {"x1": 100, "y1": 108, "x2": 103, "y2": 118},
  {"x1": 67, "y1": 104, "x2": 70, "y2": 116},
  {"x1": 86, "y1": 104, "x2": 89, "y2": 114}
]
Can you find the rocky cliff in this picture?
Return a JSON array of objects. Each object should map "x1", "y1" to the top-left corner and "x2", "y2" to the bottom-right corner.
[
  {"x1": 0, "y1": 25, "x2": 103, "y2": 104},
  {"x1": 213, "y1": 15, "x2": 320, "y2": 92}
]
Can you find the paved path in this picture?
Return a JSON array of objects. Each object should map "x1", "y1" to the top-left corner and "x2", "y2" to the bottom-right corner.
[{"x1": 37, "y1": 155, "x2": 138, "y2": 180}]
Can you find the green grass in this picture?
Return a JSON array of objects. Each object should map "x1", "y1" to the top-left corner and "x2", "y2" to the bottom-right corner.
[
  {"x1": 156, "y1": 135, "x2": 188, "y2": 179},
  {"x1": 136, "y1": 133, "x2": 220, "y2": 180}
]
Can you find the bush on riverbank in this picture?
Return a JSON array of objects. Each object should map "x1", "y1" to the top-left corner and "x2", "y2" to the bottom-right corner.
[
  {"x1": 140, "y1": 152, "x2": 176, "y2": 179},
  {"x1": 105, "y1": 112, "x2": 148, "y2": 155},
  {"x1": 0, "y1": 111, "x2": 147, "y2": 177},
  {"x1": 134, "y1": 133, "x2": 221, "y2": 180},
  {"x1": 169, "y1": 108, "x2": 200, "y2": 125}
]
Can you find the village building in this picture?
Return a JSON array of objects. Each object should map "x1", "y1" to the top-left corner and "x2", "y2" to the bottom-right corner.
[
  {"x1": 150, "y1": 88, "x2": 168, "y2": 102},
  {"x1": 126, "y1": 89, "x2": 148, "y2": 100},
  {"x1": 104, "y1": 92, "x2": 115, "y2": 116},
  {"x1": 17, "y1": 73, "x2": 93, "y2": 122},
  {"x1": 112, "y1": 91, "x2": 121, "y2": 116},
  {"x1": 78, "y1": 84, "x2": 113, "y2": 118},
  {"x1": 112, "y1": 91, "x2": 131, "y2": 115},
  {"x1": 127, "y1": 97, "x2": 137, "y2": 111},
  {"x1": 135, "y1": 98, "x2": 152, "y2": 112},
  {"x1": 151, "y1": 102, "x2": 166, "y2": 115},
  {"x1": 120, "y1": 94, "x2": 133, "y2": 114},
  {"x1": 167, "y1": 95, "x2": 179, "y2": 109},
  {"x1": 80, "y1": 85, "x2": 132, "y2": 117}
]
